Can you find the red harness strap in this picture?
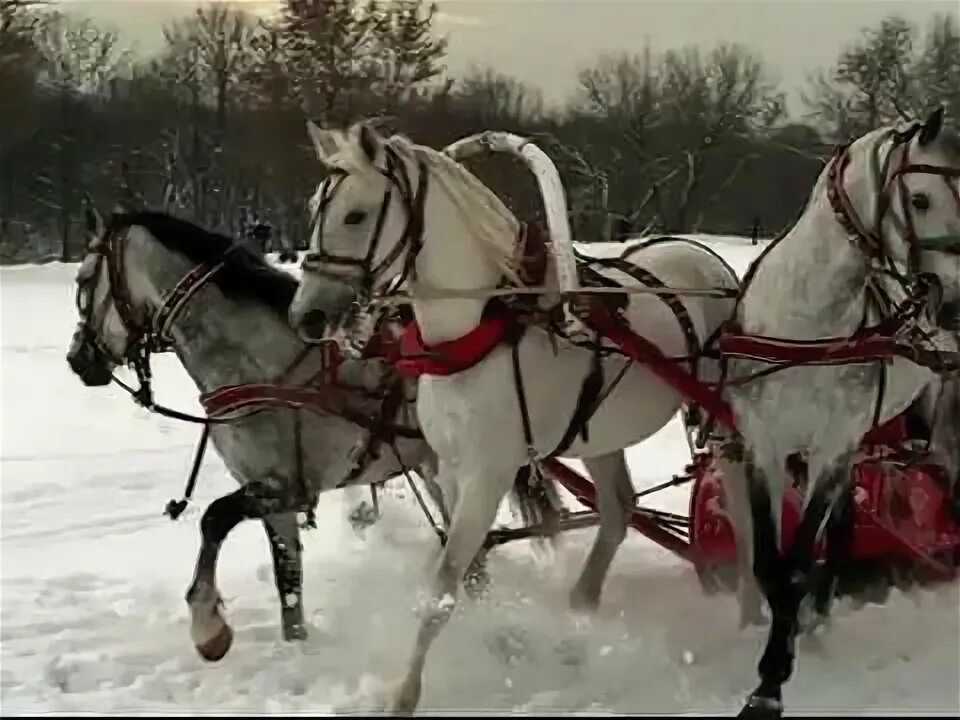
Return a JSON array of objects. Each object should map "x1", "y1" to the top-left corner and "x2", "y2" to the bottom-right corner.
[
  {"x1": 388, "y1": 222, "x2": 551, "y2": 380},
  {"x1": 586, "y1": 305, "x2": 738, "y2": 430},
  {"x1": 394, "y1": 313, "x2": 511, "y2": 379}
]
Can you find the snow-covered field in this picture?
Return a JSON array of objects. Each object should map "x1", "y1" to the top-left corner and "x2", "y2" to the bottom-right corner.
[{"x1": 2, "y1": 236, "x2": 958, "y2": 716}]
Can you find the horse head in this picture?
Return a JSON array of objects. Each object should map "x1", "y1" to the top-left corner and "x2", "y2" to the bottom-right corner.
[
  {"x1": 66, "y1": 206, "x2": 302, "y2": 392},
  {"x1": 289, "y1": 120, "x2": 521, "y2": 344},
  {"x1": 66, "y1": 202, "x2": 164, "y2": 387},
  {"x1": 833, "y1": 107, "x2": 960, "y2": 325}
]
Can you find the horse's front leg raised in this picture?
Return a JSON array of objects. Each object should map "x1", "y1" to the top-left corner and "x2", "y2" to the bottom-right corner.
[
  {"x1": 390, "y1": 464, "x2": 518, "y2": 714},
  {"x1": 185, "y1": 480, "x2": 300, "y2": 660}
]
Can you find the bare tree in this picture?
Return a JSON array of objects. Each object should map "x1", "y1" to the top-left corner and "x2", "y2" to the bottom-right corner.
[
  {"x1": 803, "y1": 15, "x2": 940, "y2": 139},
  {"x1": 573, "y1": 43, "x2": 782, "y2": 234},
  {"x1": 454, "y1": 66, "x2": 545, "y2": 127},
  {"x1": 914, "y1": 13, "x2": 960, "y2": 125},
  {"x1": 33, "y1": 11, "x2": 127, "y2": 96},
  {"x1": 152, "y1": 4, "x2": 257, "y2": 228},
  {"x1": 32, "y1": 10, "x2": 128, "y2": 260}
]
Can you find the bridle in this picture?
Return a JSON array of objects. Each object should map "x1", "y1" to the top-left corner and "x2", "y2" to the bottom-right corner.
[
  {"x1": 828, "y1": 123, "x2": 960, "y2": 286},
  {"x1": 74, "y1": 219, "x2": 236, "y2": 413},
  {"x1": 75, "y1": 217, "x2": 429, "y2": 522},
  {"x1": 301, "y1": 144, "x2": 429, "y2": 306}
]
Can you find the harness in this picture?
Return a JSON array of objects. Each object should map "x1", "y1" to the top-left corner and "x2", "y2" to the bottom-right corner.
[
  {"x1": 75, "y1": 217, "x2": 425, "y2": 522},
  {"x1": 296, "y1": 124, "x2": 960, "y2": 492}
]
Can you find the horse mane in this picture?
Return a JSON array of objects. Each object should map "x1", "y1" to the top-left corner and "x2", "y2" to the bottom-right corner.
[
  {"x1": 321, "y1": 124, "x2": 523, "y2": 284},
  {"x1": 396, "y1": 137, "x2": 522, "y2": 283},
  {"x1": 106, "y1": 211, "x2": 299, "y2": 316}
]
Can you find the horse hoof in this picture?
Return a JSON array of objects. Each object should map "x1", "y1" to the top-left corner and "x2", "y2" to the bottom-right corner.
[
  {"x1": 737, "y1": 695, "x2": 783, "y2": 720},
  {"x1": 195, "y1": 624, "x2": 234, "y2": 662}
]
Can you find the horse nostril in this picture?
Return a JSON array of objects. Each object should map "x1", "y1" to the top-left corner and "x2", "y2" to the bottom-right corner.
[{"x1": 299, "y1": 309, "x2": 328, "y2": 339}]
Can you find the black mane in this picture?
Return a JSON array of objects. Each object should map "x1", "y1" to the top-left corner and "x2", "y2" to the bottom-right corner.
[{"x1": 107, "y1": 211, "x2": 299, "y2": 316}]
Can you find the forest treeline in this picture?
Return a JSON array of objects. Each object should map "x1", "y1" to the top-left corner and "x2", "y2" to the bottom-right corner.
[{"x1": 1, "y1": 0, "x2": 958, "y2": 262}]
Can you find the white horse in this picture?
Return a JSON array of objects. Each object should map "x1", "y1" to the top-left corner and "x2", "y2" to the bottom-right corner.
[
  {"x1": 713, "y1": 107, "x2": 960, "y2": 718},
  {"x1": 288, "y1": 121, "x2": 740, "y2": 711}
]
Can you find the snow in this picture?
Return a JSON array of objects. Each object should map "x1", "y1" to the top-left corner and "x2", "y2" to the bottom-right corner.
[{"x1": 2, "y1": 237, "x2": 958, "y2": 716}]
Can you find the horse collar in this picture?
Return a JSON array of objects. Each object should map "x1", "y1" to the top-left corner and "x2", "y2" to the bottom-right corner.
[{"x1": 393, "y1": 302, "x2": 516, "y2": 379}]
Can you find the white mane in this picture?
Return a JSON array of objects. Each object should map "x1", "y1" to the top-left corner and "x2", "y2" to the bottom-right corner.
[{"x1": 319, "y1": 126, "x2": 523, "y2": 285}]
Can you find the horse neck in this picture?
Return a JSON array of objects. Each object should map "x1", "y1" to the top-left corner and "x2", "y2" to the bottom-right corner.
[
  {"x1": 745, "y1": 132, "x2": 918, "y2": 337},
  {"x1": 171, "y1": 294, "x2": 303, "y2": 395},
  {"x1": 132, "y1": 239, "x2": 304, "y2": 395},
  {"x1": 409, "y1": 190, "x2": 509, "y2": 345},
  {"x1": 748, "y1": 188, "x2": 873, "y2": 337}
]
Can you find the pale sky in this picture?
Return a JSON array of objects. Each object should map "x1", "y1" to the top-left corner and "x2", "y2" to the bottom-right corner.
[{"x1": 61, "y1": 0, "x2": 960, "y2": 118}]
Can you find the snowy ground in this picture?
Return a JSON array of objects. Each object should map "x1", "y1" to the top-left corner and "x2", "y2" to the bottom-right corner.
[{"x1": 2, "y1": 236, "x2": 958, "y2": 716}]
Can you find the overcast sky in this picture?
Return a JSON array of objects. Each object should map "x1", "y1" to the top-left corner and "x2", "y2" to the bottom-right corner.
[{"x1": 61, "y1": 0, "x2": 959, "y2": 118}]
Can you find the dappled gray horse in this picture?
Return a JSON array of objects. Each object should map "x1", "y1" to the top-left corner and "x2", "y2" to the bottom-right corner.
[
  {"x1": 65, "y1": 208, "x2": 442, "y2": 661},
  {"x1": 716, "y1": 108, "x2": 960, "y2": 719}
]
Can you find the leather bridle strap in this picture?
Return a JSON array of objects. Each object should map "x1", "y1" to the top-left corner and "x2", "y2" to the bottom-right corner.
[
  {"x1": 153, "y1": 245, "x2": 239, "y2": 346},
  {"x1": 303, "y1": 147, "x2": 429, "y2": 302}
]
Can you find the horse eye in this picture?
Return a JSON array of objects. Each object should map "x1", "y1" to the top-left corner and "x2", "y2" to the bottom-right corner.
[
  {"x1": 344, "y1": 210, "x2": 367, "y2": 226},
  {"x1": 911, "y1": 193, "x2": 930, "y2": 212}
]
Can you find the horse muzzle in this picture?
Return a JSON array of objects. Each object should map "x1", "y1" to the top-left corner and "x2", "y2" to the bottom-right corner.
[
  {"x1": 289, "y1": 277, "x2": 358, "y2": 342},
  {"x1": 66, "y1": 327, "x2": 114, "y2": 387}
]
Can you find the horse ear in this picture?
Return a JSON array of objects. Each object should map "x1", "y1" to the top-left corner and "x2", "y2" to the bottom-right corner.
[
  {"x1": 919, "y1": 106, "x2": 944, "y2": 146},
  {"x1": 306, "y1": 119, "x2": 341, "y2": 164},
  {"x1": 355, "y1": 121, "x2": 384, "y2": 164}
]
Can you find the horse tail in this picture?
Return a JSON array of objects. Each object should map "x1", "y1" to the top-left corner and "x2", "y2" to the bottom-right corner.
[{"x1": 508, "y1": 463, "x2": 562, "y2": 549}]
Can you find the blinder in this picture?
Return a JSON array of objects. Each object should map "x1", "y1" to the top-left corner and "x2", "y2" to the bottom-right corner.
[
  {"x1": 302, "y1": 144, "x2": 430, "y2": 307},
  {"x1": 829, "y1": 122, "x2": 960, "y2": 281}
]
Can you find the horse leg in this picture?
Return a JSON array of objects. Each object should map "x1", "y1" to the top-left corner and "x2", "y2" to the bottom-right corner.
[
  {"x1": 262, "y1": 512, "x2": 307, "y2": 641},
  {"x1": 740, "y1": 463, "x2": 846, "y2": 720},
  {"x1": 569, "y1": 450, "x2": 633, "y2": 611},
  {"x1": 186, "y1": 480, "x2": 299, "y2": 660},
  {"x1": 810, "y1": 483, "x2": 854, "y2": 627},
  {"x1": 715, "y1": 444, "x2": 767, "y2": 628},
  {"x1": 737, "y1": 462, "x2": 788, "y2": 720},
  {"x1": 185, "y1": 488, "x2": 255, "y2": 661},
  {"x1": 390, "y1": 465, "x2": 517, "y2": 713}
]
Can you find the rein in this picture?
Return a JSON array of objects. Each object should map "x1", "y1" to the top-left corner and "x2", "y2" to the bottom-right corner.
[
  {"x1": 295, "y1": 125, "x2": 960, "y2": 467},
  {"x1": 78, "y1": 220, "x2": 425, "y2": 521},
  {"x1": 722, "y1": 127, "x2": 960, "y2": 367}
]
